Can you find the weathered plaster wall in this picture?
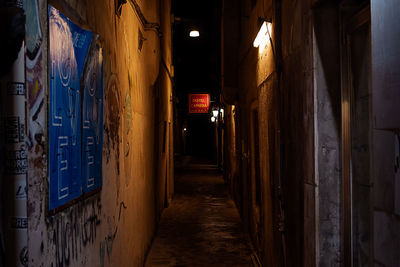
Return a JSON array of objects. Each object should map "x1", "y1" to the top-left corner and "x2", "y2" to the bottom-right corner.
[
  {"x1": 234, "y1": 1, "x2": 278, "y2": 264},
  {"x1": 25, "y1": 0, "x2": 172, "y2": 266},
  {"x1": 223, "y1": 105, "x2": 239, "y2": 200},
  {"x1": 222, "y1": 0, "x2": 321, "y2": 266},
  {"x1": 313, "y1": 4, "x2": 342, "y2": 266},
  {"x1": 222, "y1": 0, "x2": 288, "y2": 266},
  {"x1": 223, "y1": 1, "x2": 400, "y2": 266},
  {"x1": 370, "y1": 1, "x2": 400, "y2": 266},
  {"x1": 257, "y1": 76, "x2": 281, "y2": 267},
  {"x1": 373, "y1": 131, "x2": 400, "y2": 266},
  {"x1": 154, "y1": 0, "x2": 174, "y2": 219},
  {"x1": 280, "y1": 0, "x2": 316, "y2": 265}
]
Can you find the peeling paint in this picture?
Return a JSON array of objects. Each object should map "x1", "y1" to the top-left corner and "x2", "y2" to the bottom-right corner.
[
  {"x1": 26, "y1": 0, "x2": 45, "y2": 151},
  {"x1": 25, "y1": 0, "x2": 47, "y2": 236}
]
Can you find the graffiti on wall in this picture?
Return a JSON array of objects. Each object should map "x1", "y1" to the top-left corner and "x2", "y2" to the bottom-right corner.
[
  {"x1": 126, "y1": 74, "x2": 133, "y2": 135},
  {"x1": 25, "y1": 0, "x2": 45, "y2": 150},
  {"x1": 46, "y1": 198, "x2": 128, "y2": 267},
  {"x1": 125, "y1": 90, "x2": 132, "y2": 157},
  {"x1": 47, "y1": 197, "x2": 102, "y2": 267},
  {"x1": 100, "y1": 201, "x2": 127, "y2": 266},
  {"x1": 22, "y1": 1, "x2": 132, "y2": 266},
  {"x1": 24, "y1": 3, "x2": 47, "y2": 266},
  {"x1": 104, "y1": 74, "x2": 121, "y2": 170}
]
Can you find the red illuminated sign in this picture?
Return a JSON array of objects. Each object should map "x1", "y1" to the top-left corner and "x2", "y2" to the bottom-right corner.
[{"x1": 188, "y1": 94, "x2": 210, "y2": 114}]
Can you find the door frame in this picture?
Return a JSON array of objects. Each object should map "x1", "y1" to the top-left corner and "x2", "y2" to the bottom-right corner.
[{"x1": 340, "y1": 4, "x2": 371, "y2": 266}]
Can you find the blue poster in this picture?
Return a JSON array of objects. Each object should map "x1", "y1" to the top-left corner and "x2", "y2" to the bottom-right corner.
[
  {"x1": 49, "y1": 6, "x2": 102, "y2": 210},
  {"x1": 82, "y1": 38, "x2": 103, "y2": 193}
]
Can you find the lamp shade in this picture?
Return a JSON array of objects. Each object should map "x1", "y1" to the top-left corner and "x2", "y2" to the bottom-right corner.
[
  {"x1": 253, "y1": 21, "x2": 272, "y2": 48},
  {"x1": 189, "y1": 30, "x2": 200, "y2": 37}
]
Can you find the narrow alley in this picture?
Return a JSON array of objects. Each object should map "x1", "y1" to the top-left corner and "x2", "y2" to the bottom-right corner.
[
  {"x1": 145, "y1": 157, "x2": 254, "y2": 266},
  {"x1": 1, "y1": 0, "x2": 400, "y2": 266}
]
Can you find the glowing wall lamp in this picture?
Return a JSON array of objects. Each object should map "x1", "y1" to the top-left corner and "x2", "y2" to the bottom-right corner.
[
  {"x1": 253, "y1": 20, "x2": 272, "y2": 49},
  {"x1": 189, "y1": 30, "x2": 200, "y2": 38}
]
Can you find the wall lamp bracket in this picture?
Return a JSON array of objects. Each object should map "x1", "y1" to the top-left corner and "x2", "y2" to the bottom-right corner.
[
  {"x1": 258, "y1": 17, "x2": 272, "y2": 26},
  {"x1": 116, "y1": 0, "x2": 127, "y2": 18}
]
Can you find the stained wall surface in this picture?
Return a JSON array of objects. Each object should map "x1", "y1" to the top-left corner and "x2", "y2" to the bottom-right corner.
[
  {"x1": 222, "y1": 0, "x2": 342, "y2": 266},
  {"x1": 23, "y1": 0, "x2": 173, "y2": 266},
  {"x1": 222, "y1": 1, "x2": 399, "y2": 267},
  {"x1": 222, "y1": 0, "x2": 287, "y2": 266}
]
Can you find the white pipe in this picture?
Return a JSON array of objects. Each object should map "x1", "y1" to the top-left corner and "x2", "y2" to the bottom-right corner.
[{"x1": 1, "y1": 41, "x2": 28, "y2": 267}]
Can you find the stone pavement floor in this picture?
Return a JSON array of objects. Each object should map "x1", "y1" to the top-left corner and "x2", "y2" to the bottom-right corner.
[{"x1": 145, "y1": 157, "x2": 254, "y2": 267}]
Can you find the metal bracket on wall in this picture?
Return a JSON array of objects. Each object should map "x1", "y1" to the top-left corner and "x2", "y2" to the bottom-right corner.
[
  {"x1": 138, "y1": 29, "x2": 146, "y2": 51},
  {"x1": 115, "y1": 0, "x2": 127, "y2": 18},
  {"x1": 127, "y1": 0, "x2": 160, "y2": 34}
]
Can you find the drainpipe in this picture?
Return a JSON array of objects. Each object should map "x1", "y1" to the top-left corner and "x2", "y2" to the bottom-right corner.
[{"x1": 0, "y1": 1, "x2": 28, "y2": 267}]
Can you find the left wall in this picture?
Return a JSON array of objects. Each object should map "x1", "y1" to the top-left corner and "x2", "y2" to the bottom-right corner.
[{"x1": 16, "y1": 0, "x2": 173, "y2": 266}]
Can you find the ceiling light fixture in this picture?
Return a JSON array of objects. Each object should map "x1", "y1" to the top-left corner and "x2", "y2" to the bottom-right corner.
[{"x1": 189, "y1": 30, "x2": 200, "y2": 38}]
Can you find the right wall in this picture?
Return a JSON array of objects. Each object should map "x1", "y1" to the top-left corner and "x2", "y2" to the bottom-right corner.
[{"x1": 222, "y1": 0, "x2": 400, "y2": 266}]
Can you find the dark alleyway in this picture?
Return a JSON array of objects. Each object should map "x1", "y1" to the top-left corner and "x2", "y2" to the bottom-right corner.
[
  {"x1": 145, "y1": 157, "x2": 254, "y2": 267},
  {"x1": 1, "y1": 0, "x2": 400, "y2": 266}
]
